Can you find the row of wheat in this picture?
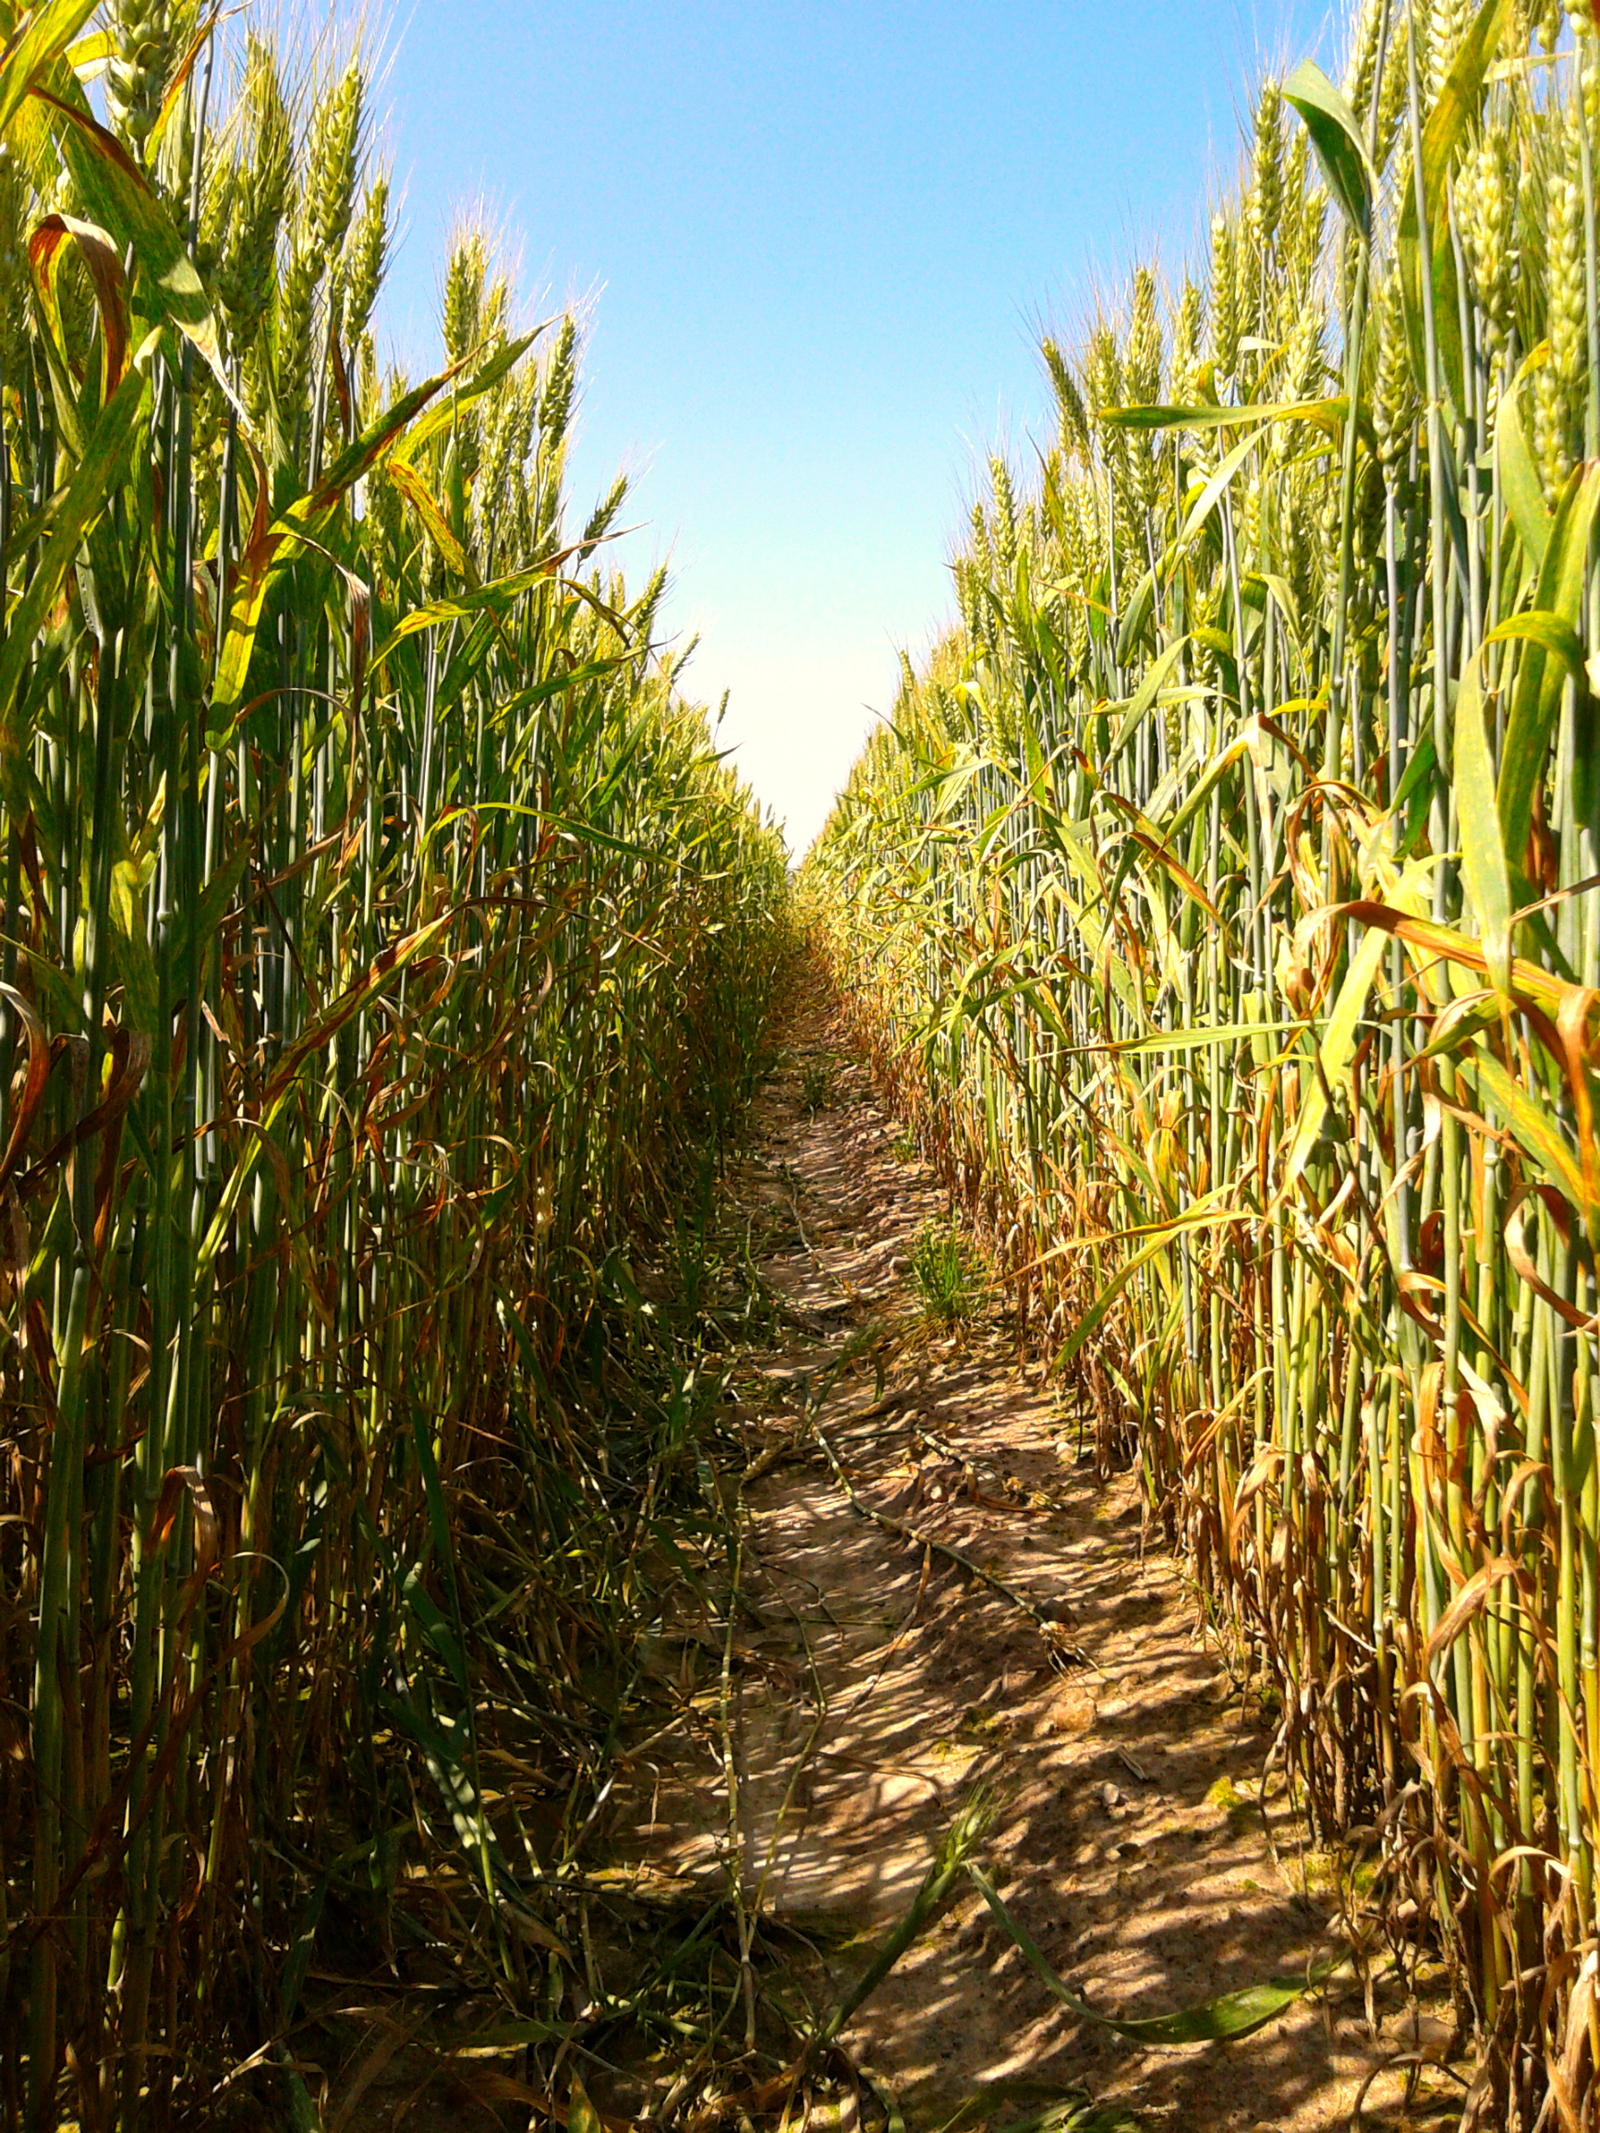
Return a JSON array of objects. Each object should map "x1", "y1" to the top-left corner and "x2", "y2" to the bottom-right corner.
[
  {"x1": 804, "y1": 0, "x2": 1600, "y2": 2121},
  {"x1": 0, "y1": 1, "x2": 787, "y2": 2124}
]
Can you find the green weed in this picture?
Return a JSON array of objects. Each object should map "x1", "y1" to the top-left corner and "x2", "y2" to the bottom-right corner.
[
  {"x1": 802, "y1": 1059, "x2": 837, "y2": 1112},
  {"x1": 911, "y1": 1220, "x2": 983, "y2": 1327}
]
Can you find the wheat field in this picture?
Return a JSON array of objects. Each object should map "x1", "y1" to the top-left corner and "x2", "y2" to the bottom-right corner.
[{"x1": 805, "y1": 2, "x2": 1600, "y2": 2122}]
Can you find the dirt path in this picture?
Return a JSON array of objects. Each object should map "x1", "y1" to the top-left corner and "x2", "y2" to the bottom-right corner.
[{"x1": 605, "y1": 987, "x2": 1460, "y2": 2133}]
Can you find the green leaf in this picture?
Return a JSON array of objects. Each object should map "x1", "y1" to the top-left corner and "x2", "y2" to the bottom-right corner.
[
  {"x1": 368, "y1": 566, "x2": 594, "y2": 669},
  {"x1": 1054, "y1": 1194, "x2": 1245, "y2": 1369},
  {"x1": 1390, "y1": 720, "x2": 1442, "y2": 810},
  {"x1": 1453, "y1": 651, "x2": 1513, "y2": 1002},
  {"x1": 1070, "y1": 1018, "x2": 1300, "y2": 1061},
  {"x1": 1463, "y1": 1052, "x2": 1589, "y2": 1212},
  {"x1": 1496, "y1": 461, "x2": 1600, "y2": 875},
  {"x1": 1108, "y1": 636, "x2": 1189, "y2": 759},
  {"x1": 1482, "y1": 608, "x2": 1587, "y2": 677},
  {"x1": 1421, "y1": 0, "x2": 1513, "y2": 178},
  {"x1": 0, "y1": 0, "x2": 99, "y2": 138},
  {"x1": 1283, "y1": 60, "x2": 1373, "y2": 238},
  {"x1": 1495, "y1": 382, "x2": 1550, "y2": 569},
  {"x1": 1174, "y1": 421, "x2": 1274, "y2": 556},
  {"x1": 391, "y1": 329, "x2": 540, "y2": 470},
  {"x1": 1103, "y1": 396, "x2": 1344, "y2": 434},
  {"x1": 969, "y1": 1866, "x2": 1342, "y2": 2043},
  {"x1": 282, "y1": 2071, "x2": 324, "y2": 2133},
  {"x1": 0, "y1": 341, "x2": 150, "y2": 741},
  {"x1": 378, "y1": 1677, "x2": 498, "y2": 1883},
  {"x1": 1254, "y1": 570, "x2": 1305, "y2": 646},
  {"x1": 1397, "y1": 0, "x2": 1512, "y2": 388},
  {"x1": 1115, "y1": 566, "x2": 1155, "y2": 667},
  {"x1": 212, "y1": 369, "x2": 480, "y2": 719},
  {"x1": 568, "y1": 2076, "x2": 605, "y2": 2133},
  {"x1": 278, "y1": 1869, "x2": 331, "y2": 2030},
  {"x1": 1277, "y1": 923, "x2": 1389, "y2": 1200},
  {"x1": 1430, "y1": 182, "x2": 1467, "y2": 426},
  {"x1": 33, "y1": 88, "x2": 237, "y2": 412}
]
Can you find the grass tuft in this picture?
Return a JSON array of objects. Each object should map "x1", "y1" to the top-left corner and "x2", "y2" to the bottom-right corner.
[
  {"x1": 911, "y1": 1219, "x2": 983, "y2": 1327},
  {"x1": 801, "y1": 1058, "x2": 837, "y2": 1112}
]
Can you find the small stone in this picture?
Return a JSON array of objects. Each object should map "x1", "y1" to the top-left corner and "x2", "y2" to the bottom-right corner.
[{"x1": 1100, "y1": 1781, "x2": 1121, "y2": 1811}]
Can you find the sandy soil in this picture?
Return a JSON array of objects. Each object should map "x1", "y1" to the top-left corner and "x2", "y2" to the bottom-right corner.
[{"x1": 603, "y1": 989, "x2": 1465, "y2": 2133}]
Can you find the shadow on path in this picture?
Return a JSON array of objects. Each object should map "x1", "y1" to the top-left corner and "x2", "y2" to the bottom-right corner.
[{"x1": 605, "y1": 983, "x2": 1462, "y2": 2133}]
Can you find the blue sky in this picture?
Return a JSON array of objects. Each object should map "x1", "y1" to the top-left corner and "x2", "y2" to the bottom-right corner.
[{"x1": 374, "y1": 1, "x2": 1336, "y2": 854}]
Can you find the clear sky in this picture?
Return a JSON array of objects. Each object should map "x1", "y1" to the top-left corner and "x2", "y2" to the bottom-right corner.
[{"x1": 373, "y1": 1, "x2": 1336, "y2": 856}]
